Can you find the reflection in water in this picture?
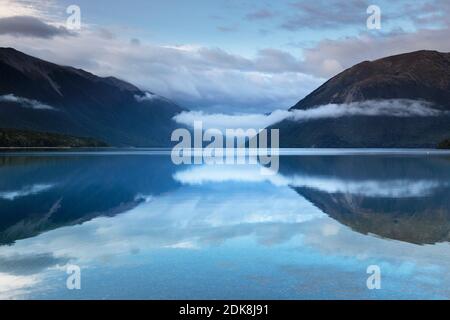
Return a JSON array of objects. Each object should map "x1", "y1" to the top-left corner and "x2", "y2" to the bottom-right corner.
[
  {"x1": 278, "y1": 156, "x2": 450, "y2": 245},
  {"x1": 0, "y1": 153, "x2": 450, "y2": 299},
  {"x1": 0, "y1": 155, "x2": 179, "y2": 245},
  {"x1": 0, "y1": 184, "x2": 55, "y2": 201}
]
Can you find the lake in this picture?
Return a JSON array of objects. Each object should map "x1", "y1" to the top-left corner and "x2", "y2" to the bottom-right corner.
[{"x1": 1, "y1": 150, "x2": 450, "y2": 299}]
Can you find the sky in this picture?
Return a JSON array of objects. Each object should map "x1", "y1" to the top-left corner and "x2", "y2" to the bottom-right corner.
[{"x1": 0, "y1": 0, "x2": 449, "y2": 113}]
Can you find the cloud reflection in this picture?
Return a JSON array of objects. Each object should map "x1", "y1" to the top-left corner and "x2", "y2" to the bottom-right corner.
[
  {"x1": 174, "y1": 164, "x2": 447, "y2": 198},
  {"x1": 0, "y1": 183, "x2": 54, "y2": 200},
  {"x1": 1, "y1": 155, "x2": 450, "y2": 299}
]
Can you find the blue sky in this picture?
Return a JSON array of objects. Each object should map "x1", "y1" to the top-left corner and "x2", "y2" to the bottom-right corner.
[
  {"x1": 48, "y1": 0, "x2": 443, "y2": 56},
  {"x1": 53, "y1": 0, "x2": 338, "y2": 53},
  {"x1": 0, "y1": 0, "x2": 449, "y2": 112}
]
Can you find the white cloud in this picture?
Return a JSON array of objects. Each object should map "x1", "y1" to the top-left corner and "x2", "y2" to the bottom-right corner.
[
  {"x1": 134, "y1": 92, "x2": 160, "y2": 102},
  {"x1": 289, "y1": 99, "x2": 442, "y2": 120},
  {"x1": 0, "y1": 0, "x2": 45, "y2": 18},
  {"x1": 173, "y1": 109, "x2": 291, "y2": 131},
  {"x1": 279, "y1": 0, "x2": 450, "y2": 31},
  {"x1": 0, "y1": 94, "x2": 56, "y2": 110},
  {"x1": 301, "y1": 29, "x2": 450, "y2": 78},
  {"x1": 0, "y1": 273, "x2": 40, "y2": 299},
  {"x1": 1, "y1": 1, "x2": 449, "y2": 113},
  {"x1": 174, "y1": 99, "x2": 442, "y2": 130},
  {"x1": 0, "y1": 21, "x2": 322, "y2": 113}
]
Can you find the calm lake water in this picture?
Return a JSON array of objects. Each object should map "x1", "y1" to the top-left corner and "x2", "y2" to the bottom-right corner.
[{"x1": 1, "y1": 150, "x2": 450, "y2": 299}]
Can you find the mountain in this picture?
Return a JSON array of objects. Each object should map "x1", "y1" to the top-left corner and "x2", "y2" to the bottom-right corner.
[
  {"x1": 271, "y1": 50, "x2": 450, "y2": 148},
  {"x1": 0, "y1": 47, "x2": 185, "y2": 147},
  {"x1": 0, "y1": 128, "x2": 107, "y2": 148},
  {"x1": 294, "y1": 50, "x2": 450, "y2": 110}
]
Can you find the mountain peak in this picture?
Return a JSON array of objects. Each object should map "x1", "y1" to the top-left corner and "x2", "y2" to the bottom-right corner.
[
  {"x1": 272, "y1": 50, "x2": 450, "y2": 148},
  {"x1": 0, "y1": 47, "x2": 141, "y2": 95},
  {"x1": 292, "y1": 50, "x2": 450, "y2": 110},
  {"x1": 0, "y1": 47, "x2": 185, "y2": 147}
]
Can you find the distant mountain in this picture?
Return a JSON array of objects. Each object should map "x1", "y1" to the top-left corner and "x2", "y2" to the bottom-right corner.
[
  {"x1": 272, "y1": 50, "x2": 450, "y2": 148},
  {"x1": 0, "y1": 47, "x2": 185, "y2": 147},
  {"x1": 0, "y1": 128, "x2": 107, "y2": 148}
]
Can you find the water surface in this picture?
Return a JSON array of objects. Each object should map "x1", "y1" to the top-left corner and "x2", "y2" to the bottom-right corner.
[{"x1": 1, "y1": 151, "x2": 450, "y2": 299}]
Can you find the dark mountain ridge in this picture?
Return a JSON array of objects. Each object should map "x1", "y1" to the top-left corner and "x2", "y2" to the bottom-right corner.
[
  {"x1": 0, "y1": 47, "x2": 185, "y2": 147},
  {"x1": 292, "y1": 50, "x2": 450, "y2": 111},
  {"x1": 271, "y1": 50, "x2": 450, "y2": 148}
]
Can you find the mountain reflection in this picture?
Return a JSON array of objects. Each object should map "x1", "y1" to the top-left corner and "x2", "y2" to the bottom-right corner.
[
  {"x1": 0, "y1": 155, "x2": 180, "y2": 245},
  {"x1": 2, "y1": 153, "x2": 450, "y2": 299},
  {"x1": 279, "y1": 155, "x2": 450, "y2": 244},
  {"x1": 2, "y1": 154, "x2": 450, "y2": 247}
]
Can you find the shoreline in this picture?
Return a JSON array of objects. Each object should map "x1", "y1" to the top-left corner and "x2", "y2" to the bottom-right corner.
[{"x1": 1, "y1": 147, "x2": 450, "y2": 156}]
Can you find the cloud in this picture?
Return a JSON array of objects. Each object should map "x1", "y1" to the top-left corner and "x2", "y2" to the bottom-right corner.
[
  {"x1": 1, "y1": 29, "x2": 322, "y2": 112},
  {"x1": 275, "y1": 0, "x2": 450, "y2": 79},
  {"x1": 0, "y1": 253, "x2": 66, "y2": 276},
  {"x1": 0, "y1": 0, "x2": 50, "y2": 19},
  {"x1": 0, "y1": 94, "x2": 56, "y2": 110},
  {"x1": 0, "y1": 272, "x2": 40, "y2": 299},
  {"x1": 130, "y1": 38, "x2": 141, "y2": 46},
  {"x1": 2, "y1": 1, "x2": 448, "y2": 113},
  {"x1": 301, "y1": 29, "x2": 450, "y2": 77},
  {"x1": 281, "y1": 0, "x2": 369, "y2": 31},
  {"x1": 280, "y1": 0, "x2": 450, "y2": 31},
  {"x1": 217, "y1": 25, "x2": 239, "y2": 33},
  {"x1": 245, "y1": 9, "x2": 275, "y2": 20},
  {"x1": 174, "y1": 99, "x2": 442, "y2": 130},
  {"x1": 398, "y1": 0, "x2": 450, "y2": 28},
  {"x1": 174, "y1": 109, "x2": 291, "y2": 131},
  {"x1": 0, "y1": 16, "x2": 71, "y2": 38},
  {"x1": 289, "y1": 99, "x2": 442, "y2": 120},
  {"x1": 96, "y1": 27, "x2": 116, "y2": 40},
  {"x1": 134, "y1": 92, "x2": 160, "y2": 102},
  {"x1": 8, "y1": 23, "x2": 448, "y2": 111}
]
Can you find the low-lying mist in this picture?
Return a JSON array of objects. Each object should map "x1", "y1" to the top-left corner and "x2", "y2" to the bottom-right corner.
[{"x1": 174, "y1": 99, "x2": 443, "y2": 131}]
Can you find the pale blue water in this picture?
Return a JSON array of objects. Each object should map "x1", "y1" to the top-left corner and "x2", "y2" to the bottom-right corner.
[{"x1": 0, "y1": 151, "x2": 450, "y2": 299}]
